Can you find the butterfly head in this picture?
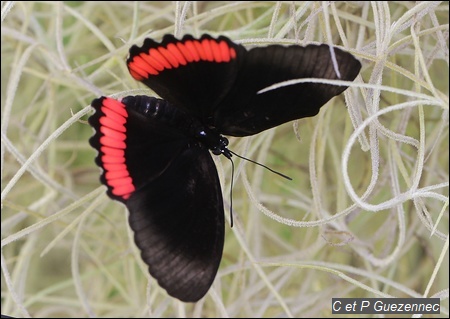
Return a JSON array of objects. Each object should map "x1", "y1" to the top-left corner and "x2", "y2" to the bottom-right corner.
[
  {"x1": 195, "y1": 128, "x2": 231, "y2": 159},
  {"x1": 212, "y1": 138, "x2": 232, "y2": 159}
]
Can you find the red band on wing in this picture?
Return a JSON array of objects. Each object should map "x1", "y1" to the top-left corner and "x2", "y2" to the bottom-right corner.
[
  {"x1": 184, "y1": 40, "x2": 201, "y2": 62},
  {"x1": 201, "y1": 39, "x2": 214, "y2": 62},
  {"x1": 166, "y1": 43, "x2": 187, "y2": 66},
  {"x1": 158, "y1": 47, "x2": 180, "y2": 67},
  {"x1": 96, "y1": 98, "x2": 135, "y2": 200},
  {"x1": 128, "y1": 36, "x2": 237, "y2": 80}
]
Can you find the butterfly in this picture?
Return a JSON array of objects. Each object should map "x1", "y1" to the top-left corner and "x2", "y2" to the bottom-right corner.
[{"x1": 88, "y1": 34, "x2": 361, "y2": 302}]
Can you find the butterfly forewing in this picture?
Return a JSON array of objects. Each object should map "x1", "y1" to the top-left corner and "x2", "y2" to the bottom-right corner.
[
  {"x1": 127, "y1": 146, "x2": 224, "y2": 302},
  {"x1": 214, "y1": 44, "x2": 361, "y2": 136}
]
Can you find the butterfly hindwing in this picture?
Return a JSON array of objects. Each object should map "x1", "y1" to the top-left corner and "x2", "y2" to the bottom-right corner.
[
  {"x1": 89, "y1": 96, "x2": 190, "y2": 202},
  {"x1": 213, "y1": 44, "x2": 362, "y2": 136},
  {"x1": 127, "y1": 34, "x2": 245, "y2": 123}
]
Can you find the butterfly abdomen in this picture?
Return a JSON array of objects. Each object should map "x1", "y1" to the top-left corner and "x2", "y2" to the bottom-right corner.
[{"x1": 122, "y1": 95, "x2": 230, "y2": 156}]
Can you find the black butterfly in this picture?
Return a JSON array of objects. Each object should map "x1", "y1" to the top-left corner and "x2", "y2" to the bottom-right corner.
[{"x1": 88, "y1": 34, "x2": 361, "y2": 302}]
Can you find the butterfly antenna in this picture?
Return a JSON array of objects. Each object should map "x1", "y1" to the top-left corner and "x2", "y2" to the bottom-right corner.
[
  {"x1": 229, "y1": 158, "x2": 235, "y2": 227},
  {"x1": 229, "y1": 150, "x2": 292, "y2": 181}
]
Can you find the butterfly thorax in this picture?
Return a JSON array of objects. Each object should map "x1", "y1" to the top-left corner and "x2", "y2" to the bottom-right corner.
[{"x1": 122, "y1": 95, "x2": 231, "y2": 159}]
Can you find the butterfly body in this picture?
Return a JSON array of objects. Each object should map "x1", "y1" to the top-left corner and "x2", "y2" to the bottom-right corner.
[
  {"x1": 121, "y1": 95, "x2": 230, "y2": 157},
  {"x1": 89, "y1": 34, "x2": 361, "y2": 302}
]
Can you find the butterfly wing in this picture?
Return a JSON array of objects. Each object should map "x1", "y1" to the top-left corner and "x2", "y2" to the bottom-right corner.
[
  {"x1": 127, "y1": 34, "x2": 244, "y2": 123},
  {"x1": 89, "y1": 96, "x2": 189, "y2": 202},
  {"x1": 213, "y1": 44, "x2": 362, "y2": 136},
  {"x1": 89, "y1": 96, "x2": 224, "y2": 302},
  {"x1": 128, "y1": 35, "x2": 361, "y2": 137},
  {"x1": 127, "y1": 147, "x2": 224, "y2": 302}
]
